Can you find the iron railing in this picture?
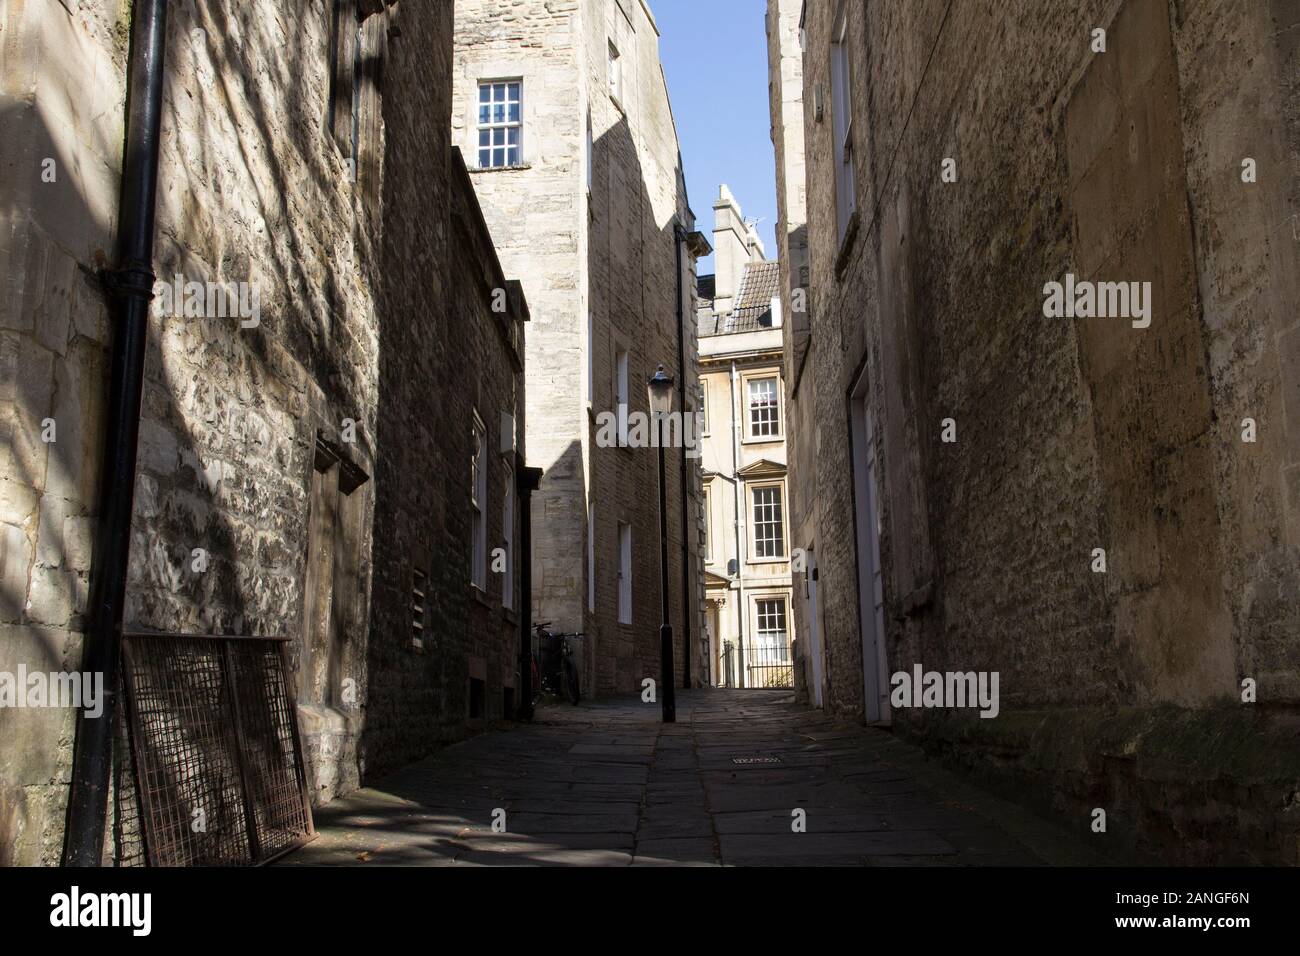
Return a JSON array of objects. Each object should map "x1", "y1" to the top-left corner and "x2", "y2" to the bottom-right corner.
[
  {"x1": 119, "y1": 632, "x2": 315, "y2": 866},
  {"x1": 742, "y1": 641, "x2": 794, "y2": 689}
]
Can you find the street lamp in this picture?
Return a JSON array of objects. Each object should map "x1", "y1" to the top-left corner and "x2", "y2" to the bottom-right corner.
[{"x1": 647, "y1": 364, "x2": 677, "y2": 723}]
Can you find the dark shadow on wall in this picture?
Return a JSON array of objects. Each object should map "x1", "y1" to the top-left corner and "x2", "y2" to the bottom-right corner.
[
  {"x1": 2, "y1": 0, "x2": 391, "y2": 862},
  {"x1": 0, "y1": 88, "x2": 118, "y2": 865},
  {"x1": 582, "y1": 112, "x2": 698, "y2": 698},
  {"x1": 361, "y1": 2, "x2": 537, "y2": 781}
]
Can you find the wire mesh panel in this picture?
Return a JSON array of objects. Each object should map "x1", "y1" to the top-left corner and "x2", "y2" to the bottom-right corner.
[
  {"x1": 229, "y1": 641, "x2": 314, "y2": 860},
  {"x1": 121, "y1": 633, "x2": 314, "y2": 866},
  {"x1": 110, "y1": 676, "x2": 147, "y2": 867}
]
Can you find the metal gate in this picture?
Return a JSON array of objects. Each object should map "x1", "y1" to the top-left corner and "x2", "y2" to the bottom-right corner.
[
  {"x1": 741, "y1": 640, "x2": 794, "y2": 688},
  {"x1": 120, "y1": 632, "x2": 315, "y2": 866},
  {"x1": 741, "y1": 595, "x2": 794, "y2": 688}
]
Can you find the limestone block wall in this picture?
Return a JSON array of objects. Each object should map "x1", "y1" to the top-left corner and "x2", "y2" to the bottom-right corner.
[
  {"x1": 0, "y1": 0, "x2": 399, "y2": 862},
  {"x1": 796, "y1": 0, "x2": 1300, "y2": 862},
  {"x1": 765, "y1": 0, "x2": 819, "y2": 704},
  {"x1": 453, "y1": 0, "x2": 704, "y2": 697},
  {"x1": 0, "y1": 0, "x2": 130, "y2": 867}
]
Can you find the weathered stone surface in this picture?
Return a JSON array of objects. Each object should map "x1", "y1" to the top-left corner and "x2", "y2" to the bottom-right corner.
[
  {"x1": 779, "y1": 0, "x2": 1300, "y2": 863},
  {"x1": 0, "y1": 0, "x2": 524, "y2": 863},
  {"x1": 285, "y1": 690, "x2": 1106, "y2": 868},
  {"x1": 452, "y1": 0, "x2": 708, "y2": 698}
]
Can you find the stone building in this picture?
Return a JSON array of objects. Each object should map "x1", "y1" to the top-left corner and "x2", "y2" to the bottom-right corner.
[
  {"x1": 765, "y1": 0, "x2": 822, "y2": 705},
  {"x1": 0, "y1": 0, "x2": 526, "y2": 865},
  {"x1": 451, "y1": 0, "x2": 710, "y2": 696},
  {"x1": 778, "y1": 0, "x2": 1300, "y2": 863},
  {"x1": 697, "y1": 187, "x2": 796, "y2": 690}
]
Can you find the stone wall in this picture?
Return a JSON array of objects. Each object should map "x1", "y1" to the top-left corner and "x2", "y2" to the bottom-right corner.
[
  {"x1": 1, "y1": 0, "x2": 126, "y2": 867},
  {"x1": 2, "y1": 0, "x2": 386, "y2": 864},
  {"x1": 0, "y1": 0, "x2": 525, "y2": 863},
  {"x1": 792, "y1": 0, "x2": 1300, "y2": 862},
  {"x1": 453, "y1": 0, "x2": 706, "y2": 698},
  {"x1": 765, "y1": 0, "x2": 820, "y2": 704},
  {"x1": 362, "y1": 0, "x2": 528, "y2": 781}
]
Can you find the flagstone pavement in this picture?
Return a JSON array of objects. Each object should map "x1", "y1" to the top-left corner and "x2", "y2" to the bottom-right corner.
[{"x1": 280, "y1": 689, "x2": 1122, "y2": 867}]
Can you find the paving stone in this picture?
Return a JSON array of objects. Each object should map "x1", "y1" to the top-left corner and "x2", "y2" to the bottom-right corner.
[
  {"x1": 633, "y1": 838, "x2": 718, "y2": 865},
  {"x1": 285, "y1": 690, "x2": 1111, "y2": 868}
]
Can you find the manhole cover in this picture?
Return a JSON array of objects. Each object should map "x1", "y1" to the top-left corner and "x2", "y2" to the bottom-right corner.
[{"x1": 731, "y1": 755, "x2": 782, "y2": 765}]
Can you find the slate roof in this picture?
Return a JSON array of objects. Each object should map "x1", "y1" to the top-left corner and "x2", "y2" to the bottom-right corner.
[{"x1": 699, "y1": 260, "x2": 780, "y2": 337}]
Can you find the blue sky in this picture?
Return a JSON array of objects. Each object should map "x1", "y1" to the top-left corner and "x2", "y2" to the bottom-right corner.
[{"x1": 654, "y1": 0, "x2": 778, "y2": 274}]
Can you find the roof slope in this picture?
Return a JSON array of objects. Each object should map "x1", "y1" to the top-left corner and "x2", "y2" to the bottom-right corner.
[{"x1": 700, "y1": 260, "x2": 780, "y2": 336}]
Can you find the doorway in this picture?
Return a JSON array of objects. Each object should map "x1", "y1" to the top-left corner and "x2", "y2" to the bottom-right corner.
[{"x1": 849, "y1": 372, "x2": 890, "y2": 724}]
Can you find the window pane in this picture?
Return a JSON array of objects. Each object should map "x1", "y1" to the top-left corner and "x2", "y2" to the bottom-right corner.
[
  {"x1": 508, "y1": 102, "x2": 520, "y2": 122},
  {"x1": 752, "y1": 486, "x2": 785, "y2": 558},
  {"x1": 493, "y1": 148, "x2": 505, "y2": 166},
  {"x1": 479, "y1": 84, "x2": 490, "y2": 103},
  {"x1": 478, "y1": 129, "x2": 490, "y2": 147},
  {"x1": 755, "y1": 599, "x2": 788, "y2": 662},
  {"x1": 507, "y1": 128, "x2": 519, "y2": 146},
  {"x1": 507, "y1": 147, "x2": 520, "y2": 166},
  {"x1": 494, "y1": 83, "x2": 505, "y2": 101},
  {"x1": 507, "y1": 82, "x2": 520, "y2": 100},
  {"x1": 748, "y1": 378, "x2": 779, "y2": 437},
  {"x1": 479, "y1": 148, "x2": 491, "y2": 167}
]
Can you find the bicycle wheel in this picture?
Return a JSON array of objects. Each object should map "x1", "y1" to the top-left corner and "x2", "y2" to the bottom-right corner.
[{"x1": 563, "y1": 657, "x2": 580, "y2": 705}]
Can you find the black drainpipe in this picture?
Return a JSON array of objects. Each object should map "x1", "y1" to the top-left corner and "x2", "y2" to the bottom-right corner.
[
  {"x1": 516, "y1": 462, "x2": 543, "y2": 721},
  {"x1": 673, "y1": 223, "x2": 693, "y2": 690},
  {"x1": 63, "y1": 0, "x2": 169, "y2": 866}
]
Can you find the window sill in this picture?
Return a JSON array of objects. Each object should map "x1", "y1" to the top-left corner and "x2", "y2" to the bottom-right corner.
[
  {"x1": 470, "y1": 164, "x2": 533, "y2": 174},
  {"x1": 741, "y1": 434, "x2": 784, "y2": 445},
  {"x1": 747, "y1": 556, "x2": 791, "y2": 566},
  {"x1": 470, "y1": 584, "x2": 493, "y2": 609}
]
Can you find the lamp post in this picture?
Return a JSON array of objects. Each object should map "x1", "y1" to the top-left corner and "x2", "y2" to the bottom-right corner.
[{"x1": 648, "y1": 364, "x2": 677, "y2": 723}]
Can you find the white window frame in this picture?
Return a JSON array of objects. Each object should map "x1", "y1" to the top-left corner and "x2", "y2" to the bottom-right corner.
[
  {"x1": 831, "y1": 10, "x2": 856, "y2": 243},
  {"x1": 700, "y1": 378, "x2": 710, "y2": 436},
  {"x1": 471, "y1": 414, "x2": 488, "y2": 589},
  {"x1": 617, "y1": 521, "x2": 632, "y2": 624},
  {"x1": 501, "y1": 464, "x2": 514, "y2": 608},
  {"x1": 744, "y1": 373, "x2": 782, "y2": 441},
  {"x1": 749, "y1": 481, "x2": 787, "y2": 562},
  {"x1": 588, "y1": 501, "x2": 597, "y2": 612},
  {"x1": 476, "y1": 79, "x2": 523, "y2": 170},
  {"x1": 615, "y1": 349, "x2": 630, "y2": 447},
  {"x1": 703, "y1": 481, "x2": 712, "y2": 563},
  {"x1": 586, "y1": 110, "x2": 594, "y2": 195},
  {"x1": 587, "y1": 311, "x2": 595, "y2": 408},
  {"x1": 608, "y1": 41, "x2": 623, "y2": 104},
  {"x1": 753, "y1": 595, "x2": 791, "y2": 663}
]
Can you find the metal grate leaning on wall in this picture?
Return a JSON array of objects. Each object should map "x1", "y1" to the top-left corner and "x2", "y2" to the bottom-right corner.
[{"x1": 119, "y1": 633, "x2": 315, "y2": 866}]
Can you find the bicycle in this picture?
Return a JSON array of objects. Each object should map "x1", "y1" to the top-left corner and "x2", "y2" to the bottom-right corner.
[{"x1": 532, "y1": 621, "x2": 583, "y2": 705}]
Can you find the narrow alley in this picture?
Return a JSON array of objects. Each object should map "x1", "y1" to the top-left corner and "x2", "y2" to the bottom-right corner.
[
  {"x1": 1, "y1": 0, "x2": 1295, "y2": 938},
  {"x1": 283, "y1": 692, "x2": 1110, "y2": 867}
]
